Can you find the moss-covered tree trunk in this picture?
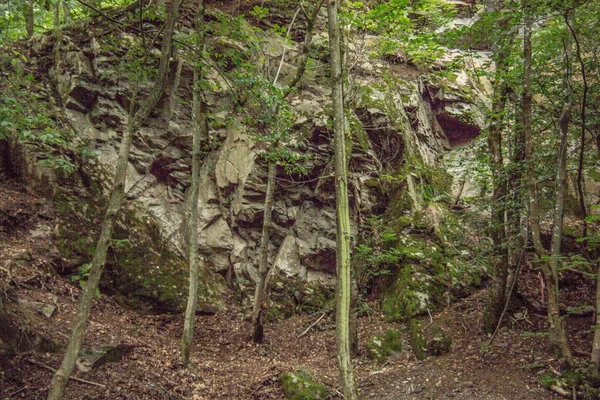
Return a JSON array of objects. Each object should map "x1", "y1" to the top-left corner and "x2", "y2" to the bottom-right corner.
[
  {"x1": 328, "y1": 0, "x2": 358, "y2": 398},
  {"x1": 181, "y1": 0, "x2": 207, "y2": 366},
  {"x1": 46, "y1": 2, "x2": 179, "y2": 398}
]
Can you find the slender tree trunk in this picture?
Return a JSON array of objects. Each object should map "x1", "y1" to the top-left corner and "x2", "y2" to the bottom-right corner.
[
  {"x1": 252, "y1": 160, "x2": 276, "y2": 343},
  {"x1": 250, "y1": 0, "x2": 324, "y2": 343},
  {"x1": 46, "y1": 2, "x2": 179, "y2": 398},
  {"x1": 592, "y1": 268, "x2": 600, "y2": 373},
  {"x1": 564, "y1": 15, "x2": 589, "y2": 238},
  {"x1": 506, "y1": 96, "x2": 526, "y2": 293},
  {"x1": 338, "y1": 2, "x2": 359, "y2": 357},
  {"x1": 543, "y1": 11, "x2": 575, "y2": 367},
  {"x1": 349, "y1": 279, "x2": 359, "y2": 356},
  {"x1": 523, "y1": 0, "x2": 545, "y2": 260},
  {"x1": 328, "y1": 0, "x2": 358, "y2": 398},
  {"x1": 483, "y1": 55, "x2": 510, "y2": 333},
  {"x1": 181, "y1": 0, "x2": 206, "y2": 366},
  {"x1": 24, "y1": 0, "x2": 34, "y2": 38},
  {"x1": 53, "y1": 0, "x2": 60, "y2": 29},
  {"x1": 62, "y1": 1, "x2": 72, "y2": 23}
]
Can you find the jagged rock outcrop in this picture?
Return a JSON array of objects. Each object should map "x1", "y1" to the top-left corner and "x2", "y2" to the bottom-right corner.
[{"x1": 1, "y1": 3, "x2": 488, "y2": 314}]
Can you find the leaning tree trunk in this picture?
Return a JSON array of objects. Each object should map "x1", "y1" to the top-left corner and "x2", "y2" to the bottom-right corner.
[
  {"x1": 46, "y1": 1, "x2": 179, "y2": 398},
  {"x1": 328, "y1": 0, "x2": 358, "y2": 398},
  {"x1": 250, "y1": 0, "x2": 324, "y2": 344},
  {"x1": 181, "y1": 0, "x2": 207, "y2": 366}
]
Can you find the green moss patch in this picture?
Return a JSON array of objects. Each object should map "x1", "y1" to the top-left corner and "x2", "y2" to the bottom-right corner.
[
  {"x1": 366, "y1": 329, "x2": 403, "y2": 364},
  {"x1": 281, "y1": 370, "x2": 328, "y2": 400},
  {"x1": 409, "y1": 319, "x2": 426, "y2": 360}
]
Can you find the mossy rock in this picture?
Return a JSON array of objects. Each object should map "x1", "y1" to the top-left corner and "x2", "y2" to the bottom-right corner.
[
  {"x1": 408, "y1": 319, "x2": 426, "y2": 360},
  {"x1": 366, "y1": 329, "x2": 403, "y2": 364},
  {"x1": 268, "y1": 275, "x2": 334, "y2": 321},
  {"x1": 381, "y1": 267, "x2": 433, "y2": 322},
  {"x1": 53, "y1": 187, "x2": 225, "y2": 313},
  {"x1": 108, "y1": 210, "x2": 225, "y2": 313},
  {"x1": 281, "y1": 370, "x2": 328, "y2": 400}
]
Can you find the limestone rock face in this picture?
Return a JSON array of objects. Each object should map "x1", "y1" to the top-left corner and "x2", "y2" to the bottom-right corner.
[{"x1": 6, "y1": 7, "x2": 488, "y2": 313}]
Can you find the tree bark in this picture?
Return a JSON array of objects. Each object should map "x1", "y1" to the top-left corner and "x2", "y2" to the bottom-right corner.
[
  {"x1": 181, "y1": 0, "x2": 206, "y2": 366},
  {"x1": 328, "y1": 0, "x2": 358, "y2": 398},
  {"x1": 46, "y1": 2, "x2": 179, "y2": 398}
]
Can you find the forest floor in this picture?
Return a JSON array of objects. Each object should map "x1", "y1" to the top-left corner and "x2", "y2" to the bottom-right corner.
[{"x1": 1, "y1": 179, "x2": 589, "y2": 400}]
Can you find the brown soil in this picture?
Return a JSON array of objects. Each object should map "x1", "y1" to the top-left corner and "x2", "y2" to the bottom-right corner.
[{"x1": 0, "y1": 179, "x2": 584, "y2": 400}]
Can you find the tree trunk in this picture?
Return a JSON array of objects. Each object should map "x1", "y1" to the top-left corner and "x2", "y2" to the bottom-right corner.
[
  {"x1": 328, "y1": 0, "x2": 358, "y2": 398},
  {"x1": 53, "y1": 0, "x2": 59, "y2": 29},
  {"x1": 181, "y1": 0, "x2": 206, "y2": 366},
  {"x1": 523, "y1": 0, "x2": 545, "y2": 259},
  {"x1": 250, "y1": 0, "x2": 323, "y2": 343},
  {"x1": 350, "y1": 279, "x2": 359, "y2": 357},
  {"x1": 24, "y1": 0, "x2": 34, "y2": 38},
  {"x1": 482, "y1": 55, "x2": 510, "y2": 333},
  {"x1": 46, "y1": 2, "x2": 179, "y2": 398},
  {"x1": 591, "y1": 267, "x2": 600, "y2": 373},
  {"x1": 544, "y1": 11, "x2": 574, "y2": 366},
  {"x1": 339, "y1": 3, "x2": 359, "y2": 358},
  {"x1": 251, "y1": 160, "x2": 276, "y2": 343},
  {"x1": 62, "y1": 1, "x2": 72, "y2": 24},
  {"x1": 564, "y1": 14, "x2": 589, "y2": 239}
]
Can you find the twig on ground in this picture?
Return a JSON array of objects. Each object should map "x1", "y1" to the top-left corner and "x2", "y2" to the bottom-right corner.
[
  {"x1": 26, "y1": 359, "x2": 106, "y2": 388},
  {"x1": 9, "y1": 386, "x2": 29, "y2": 397},
  {"x1": 297, "y1": 313, "x2": 326, "y2": 338}
]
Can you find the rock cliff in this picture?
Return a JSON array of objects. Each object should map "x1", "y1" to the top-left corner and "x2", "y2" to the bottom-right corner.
[{"x1": 1, "y1": 1, "x2": 489, "y2": 315}]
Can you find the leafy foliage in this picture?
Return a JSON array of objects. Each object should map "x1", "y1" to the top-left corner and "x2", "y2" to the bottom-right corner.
[
  {"x1": 70, "y1": 263, "x2": 101, "y2": 298},
  {"x1": 0, "y1": 53, "x2": 76, "y2": 174}
]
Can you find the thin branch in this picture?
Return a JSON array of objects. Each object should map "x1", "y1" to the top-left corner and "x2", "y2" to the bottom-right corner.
[
  {"x1": 298, "y1": 313, "x2": 326, "y2": 337},
  {"x1": 487, "y1": 247, "x2": 526, "y2": 347},
  {"x1": 26, "y1": 359, "x2": 106, "y2": 388}
]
